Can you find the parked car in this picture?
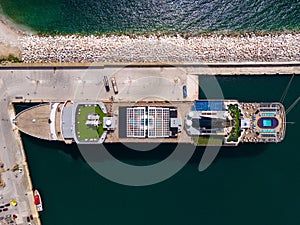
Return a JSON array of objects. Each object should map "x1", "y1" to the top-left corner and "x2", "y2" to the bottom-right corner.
[
  {"x1": 103, "y1": 76, "x2": 110, "y2": 92},
  {"x1": 183, "y1": 85, "x2": 187, "y2": 98}
]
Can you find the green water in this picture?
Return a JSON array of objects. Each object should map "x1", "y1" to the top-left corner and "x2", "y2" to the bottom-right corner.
[
  {"x1": 18, "y1": 75, "x2": 300, "y2": 225},
  {"x1": 1, "y1": 0, "x2": 300, "y2": 34}
]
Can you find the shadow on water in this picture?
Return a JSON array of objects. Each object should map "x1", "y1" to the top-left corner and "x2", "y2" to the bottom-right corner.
[
  {"x1": 21, "y1": 133, "x2": 83, "y2": 161},
  {"x1": 187, "y1": 143, "x2": 269, "y2": 165},
  {"x1": 14, "y1": 103, "x2": 41, "y2": 114},
  {"x1": 104, "y1": 142, "x2": 269, "y2": 164},
  {"x1": 21, "y1": 131, "x2": 268, "y2": 168}
]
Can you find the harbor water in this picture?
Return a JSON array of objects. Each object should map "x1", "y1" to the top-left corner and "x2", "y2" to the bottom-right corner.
[
  {"x1": 18, "y1": 75, "x2": 300, "y2": 225},
  {"x1": 1, "y1": 0, "x2": 300, "y2": 34}
]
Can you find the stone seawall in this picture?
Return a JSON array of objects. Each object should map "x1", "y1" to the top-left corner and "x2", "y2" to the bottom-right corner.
[{"x1": 19, "y1": 33, "x2": 300, "y2": 63}]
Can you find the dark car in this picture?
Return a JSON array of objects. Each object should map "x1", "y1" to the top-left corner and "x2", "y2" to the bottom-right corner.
[
  {"x1": 103, "y1": 76, "x2": 110, "y2": 92},
  {"x1": 26, "y1": 216, "x2": 30, "y2": 222},
  {"x1": 183, "y1": 85, "x2": 187, "y2": 98}
]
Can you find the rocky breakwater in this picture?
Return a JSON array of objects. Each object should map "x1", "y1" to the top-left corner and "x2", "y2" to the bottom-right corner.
[{"x1": 19, "y1": 33, "x2": 300, "y2": 63}]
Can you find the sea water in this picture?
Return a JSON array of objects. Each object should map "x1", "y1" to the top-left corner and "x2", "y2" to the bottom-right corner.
[{"x1": 1, "y1": 0, "x2": 300, "y2": 34}]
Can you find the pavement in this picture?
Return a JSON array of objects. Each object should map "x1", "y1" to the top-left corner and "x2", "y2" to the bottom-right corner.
[
  {"x1": 0, "y1": 101, "x2": 39, "y2": 224},
  {"x1": 0, "y1": 66, "x2": 198, "y2": 103}
]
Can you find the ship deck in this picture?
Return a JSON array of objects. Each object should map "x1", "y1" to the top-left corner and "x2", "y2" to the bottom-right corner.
[
  {"x1": 240, "y1": 103, "x2": 285, "y2": 143},
  {"x1": 15, "y1": 104, "x2": 52, "y2": 140},
  {"x1": 104, "y1": 101, "x2": 194, "y2": 144},
  {"x1": 14, "y1": 103, "x2": 64, "y2": 141}
]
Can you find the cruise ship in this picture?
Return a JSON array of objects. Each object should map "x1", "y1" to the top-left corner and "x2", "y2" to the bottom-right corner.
[{"x1": 13, "y1": 100, "x2": 286, "y2": 146}]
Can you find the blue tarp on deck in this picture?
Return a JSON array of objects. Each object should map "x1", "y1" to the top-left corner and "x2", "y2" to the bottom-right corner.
[{"x1": 192, "y1": 101, "x2": 224, "y2": 111}]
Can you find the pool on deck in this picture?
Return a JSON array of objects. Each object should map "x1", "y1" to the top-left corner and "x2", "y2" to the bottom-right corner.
[
  {"x1": 258, "y1": 117, "x2": 279, "y2": 129},
  {"x1": 263, "y1": 119, "x2": 272, "y2": 127}
]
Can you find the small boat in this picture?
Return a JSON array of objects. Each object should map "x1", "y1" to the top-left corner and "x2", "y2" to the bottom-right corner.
[{"x1": 34, "y1": 190, "x2": 43, "y2": 212}]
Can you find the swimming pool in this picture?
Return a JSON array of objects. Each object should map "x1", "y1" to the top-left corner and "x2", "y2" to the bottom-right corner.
[{"x1": 257, "y1": 117, "x2": 279, "y2": 128}]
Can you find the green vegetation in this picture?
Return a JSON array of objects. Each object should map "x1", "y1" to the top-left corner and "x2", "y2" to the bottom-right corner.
[
  {"x1": 0, "y1": 55, "x2": 22, "y2": 63},
  {"x1": 76, "y1": 105, "x2": 107, "y2": 141},
  {"x1": 193, "y1": 136, "x2": 224, "y2": 146},
  {"x1": 95, "y1": 105, "x2": 106, "y2": 138},
  {"x1": 227, "y1": 104, "x2": 242, "y2": 142}
]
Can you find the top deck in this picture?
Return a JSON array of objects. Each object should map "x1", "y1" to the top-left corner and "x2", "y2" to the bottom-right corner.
[{"x1": 104, "y1": 101, "x2": 194, "y2": 144}]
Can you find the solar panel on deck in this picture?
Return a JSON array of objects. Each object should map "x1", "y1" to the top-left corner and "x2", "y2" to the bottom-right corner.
[
  {"x1": 126, "y1": 107, "x2": 146, "y2": 138},
  {"x1": 148, "y1": 107, "x2": 170, "y2": 138},
  {"x1": 126, "y1": 107, "x2": 171, "y2": 138}
]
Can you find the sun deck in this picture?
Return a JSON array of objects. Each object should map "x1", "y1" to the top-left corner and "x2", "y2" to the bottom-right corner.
[{"x1": 240, "y1": 102, "x2": 285, "y2": 143}]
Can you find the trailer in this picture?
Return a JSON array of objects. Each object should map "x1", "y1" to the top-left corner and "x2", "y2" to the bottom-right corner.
[{"x1": 111, "y1": 77, "x2": 119, "y2": 94}]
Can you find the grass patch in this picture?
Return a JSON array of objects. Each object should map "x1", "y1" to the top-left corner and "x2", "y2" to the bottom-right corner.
[
  {"x1": 76, "y1": 105, "x2": 107, "y2": 141},
  {"x1": 227, "y1": 104, "x2": 242, "y2": 142},
  {"x1": 0, "y1": 54, "x2": 22, "y2": 63}
]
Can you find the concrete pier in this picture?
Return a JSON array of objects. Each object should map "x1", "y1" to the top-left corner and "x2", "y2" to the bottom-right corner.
[{"x1": 0, "y1": 103, "x2": 41, "y2": 224}]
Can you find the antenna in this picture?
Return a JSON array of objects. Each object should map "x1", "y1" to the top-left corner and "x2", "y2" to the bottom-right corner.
[
  {"x1": 284, "y1": 122, "x2": 296, "y2": 125},
  {"x1": 280, "y1": 74, "x2": 294, "y2": 103},
  {"x1": 286, "y1": 96, "x2": 300, "y2": 115}
]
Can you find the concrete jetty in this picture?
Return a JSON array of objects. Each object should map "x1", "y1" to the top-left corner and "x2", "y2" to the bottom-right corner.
[{"x1": 0, "y1": 104, "x2": 41, "y2": 224}]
